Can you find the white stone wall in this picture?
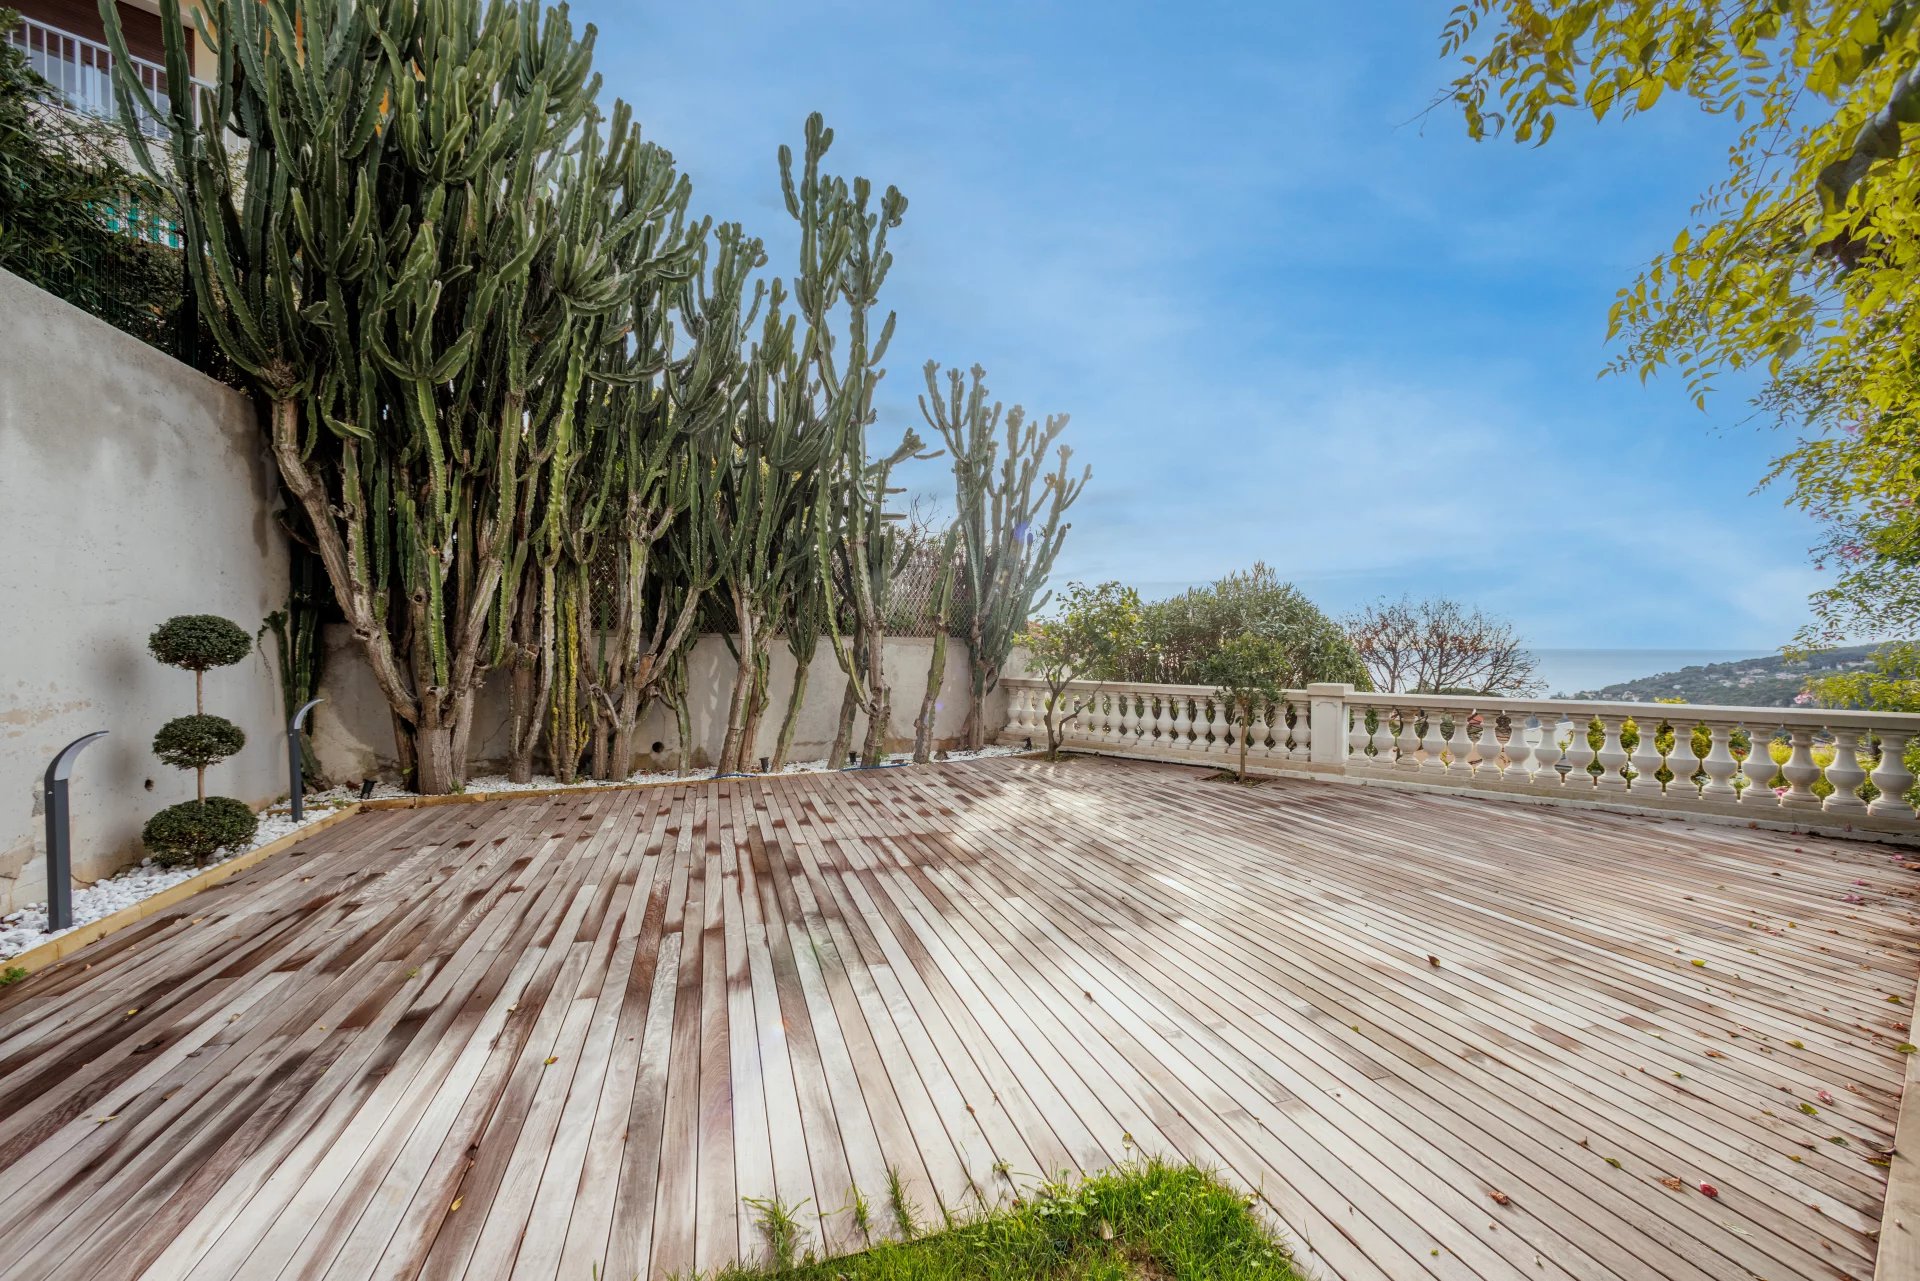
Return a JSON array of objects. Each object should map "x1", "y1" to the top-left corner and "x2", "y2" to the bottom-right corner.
[
  {"x1": 311, "y1": 628, "x2": 993, "y2": 780},
  {"x1": 0, "y1": 269, "x2": 289, "y2": 913}
]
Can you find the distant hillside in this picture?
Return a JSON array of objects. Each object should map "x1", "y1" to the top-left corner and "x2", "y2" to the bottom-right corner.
[{"x1": 1567, "y1": 645, "x2": 1887, "y2": 706}]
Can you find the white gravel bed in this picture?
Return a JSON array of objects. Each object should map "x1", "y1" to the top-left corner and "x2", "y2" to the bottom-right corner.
[{"x1": 0, "y1": 804, "x2": 348, "y2": 964}]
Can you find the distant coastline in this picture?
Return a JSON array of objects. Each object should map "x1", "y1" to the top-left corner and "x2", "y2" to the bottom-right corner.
[
  {"x1": 1526, "y1": 645, "x2": 1884, "y2": 706},
  {"x1": 1526, "y1": 649, "x2": 1754, "y2": 699}
]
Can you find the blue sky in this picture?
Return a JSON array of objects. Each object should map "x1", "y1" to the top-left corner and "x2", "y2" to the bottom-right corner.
[{"x1": 581, "y1": 0, "x2": 1823, "y2": 652}]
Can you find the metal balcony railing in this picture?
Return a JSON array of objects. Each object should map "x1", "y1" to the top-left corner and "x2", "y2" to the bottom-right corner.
[{"x1": 6, "y1": 13, "x2": 202, "y2": 139}]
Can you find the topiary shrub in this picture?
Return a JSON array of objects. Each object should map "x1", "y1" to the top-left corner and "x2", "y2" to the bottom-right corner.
[
  {"x1": 145, "y1": 613, "x2": 256, "y2": 864},
  {"x1": 148, "y1": 615, "x2": 253, "y2": 673},
  {"x1": 152, "y1": 714, "x2": 246, "y2": 771},
  {"x1": 142, "y1": 797, "x2": 257, "y2": 868}
]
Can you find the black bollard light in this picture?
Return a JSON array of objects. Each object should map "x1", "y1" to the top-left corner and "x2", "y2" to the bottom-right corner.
[
  {"x1": 43, "y1": 732, "x2": 108, "y2": 933},
  {"x1": 288, "y1": 697, "x2": 324, "y2": 821}
]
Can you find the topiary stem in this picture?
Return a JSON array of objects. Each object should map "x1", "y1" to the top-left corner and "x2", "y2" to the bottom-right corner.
[
  {"x1": 197, "y1": 765, "x2": 205, "y2": 804},
  {"x1": 195, "y1": 669, "x2": 203, "y2": 715}
]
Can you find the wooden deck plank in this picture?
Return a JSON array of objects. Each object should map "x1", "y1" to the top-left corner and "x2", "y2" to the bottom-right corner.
[{"x1": 0, "y1": 756, "x2": 1911, "y2": 1281}]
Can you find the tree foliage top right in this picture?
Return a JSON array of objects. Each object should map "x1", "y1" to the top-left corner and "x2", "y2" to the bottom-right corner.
[{"x1": 1447, "y1": 3, "x2": 1920, "y2": 643}]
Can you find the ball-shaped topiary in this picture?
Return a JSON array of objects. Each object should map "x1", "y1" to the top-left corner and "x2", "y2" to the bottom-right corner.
[
  {"x1": 148, "y1": 615, "x2": 253, "y2": 672},
  {"x1": 152, "y1": 714, "x2": 246, "y2": 771},
  {"x1": 141, "y1": 796, "x2": 258, "y2": 867}
]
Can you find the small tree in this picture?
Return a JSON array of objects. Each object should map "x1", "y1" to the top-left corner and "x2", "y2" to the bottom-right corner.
[
  {"x1": 1343, "y1": 595, "x2": 1540, "y2": 695},
  {"x1": 1196, "y1": 633, "x2": 1289, "y2": 783},
  {"x1": 143, "y1": 614, "x2": 257, "y2": 866},
  {"x1": 1021, "y1": 582, "x2": 1142, "y2": 759}
]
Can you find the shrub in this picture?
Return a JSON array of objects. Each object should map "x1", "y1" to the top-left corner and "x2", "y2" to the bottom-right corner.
[
  {"x1": 146, "y1": 613, "x2": 251, "y2": 832},
  {"x1": 148, "y1": 615, "x2": 254, "y2": 672},
  {"x1": 142, "y1": 797, "x2": 257, "y2": 867},
  {"x1": 0, "y1": 10, "x2": 181, "y2": 350},
  {"x1": 152, "y1": 714, "x2": 247, "y2": 771},
  {"x1": 1113, "y1": 563, "x2": 1370, "y2": 689}
]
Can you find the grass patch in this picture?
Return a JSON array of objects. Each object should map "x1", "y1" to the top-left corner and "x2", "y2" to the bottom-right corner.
[
  {"x1": 707, "y1": 1160, "x2": 1300, "y2": 1280},
  {"x1": 0, "y1": 966, "x2": 27, "y2": 987}
]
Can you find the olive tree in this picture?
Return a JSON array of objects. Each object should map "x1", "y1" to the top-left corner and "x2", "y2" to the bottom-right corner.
[{"x1": 1021, "y1": 581, "x2": 1143, "y2": 759}]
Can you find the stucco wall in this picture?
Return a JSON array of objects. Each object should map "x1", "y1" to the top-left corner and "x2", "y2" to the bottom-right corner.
[
  {"x1": 0, "y1": 269, "x2": 289, "y2": 913},
  {"x1": 311, "y1": 629, "x2": 996, "y2": 780}
]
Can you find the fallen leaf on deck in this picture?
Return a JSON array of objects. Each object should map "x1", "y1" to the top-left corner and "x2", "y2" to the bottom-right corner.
[
  {"x1": 1488, "y1": 1190, "x2": 1510, "y2": 1206},
  {"x1": 1698, "y1": 1182, "x2": 1719, "y2": 1197},
  {"x1": 1659, "y1": 1177, "x2": 1683, "y2": 1191}
]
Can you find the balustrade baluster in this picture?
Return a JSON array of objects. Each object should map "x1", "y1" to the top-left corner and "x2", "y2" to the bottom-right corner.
[
  {"x1": 1824, "y1": 727, "x2": 1868, "y2": 815},
  {"x1": 1468, "y1": 712, "x2": 1501, "y2": 783},
  {"x1": 1699, "y1": 722, "x2": 1739, "y2": 799},
  {"x1": 1531, "y1": 713, "x2": 1565, "y2": 788},
  {"x1": 1246, "y1": 698, "x2": 1271, "y2": 765},
  {"x1": 1869, "y1": 729, "x2": 1915, "y2": 819},
  {"x1": 1593, "y1": 715, "x2": 1629, "y2": 794},
  {"x1": 1349, "y1": 706, "x2": 1375, "y2": 771},
  {"x1": 1147, "y1": 693, "x2": 1168, "y2": 750},
  {"x1": 1204, "y1": 696, "x2": 1228, "y2": 760},
  {"x1": 1420, "y1": 708, "x2": 1450, "y2": 777},
  {"x1": 1779, "y1": 727, "x2": 1822, "y2": 809},
  {"x1": 1166, "y1": 694, "x2": 1191, "y2": 755},
  {"x1": 1395, "y1": 706, "x2": 1422, "y2": 772},
  {"x1": 1290, "y1": 700, "x2": 1311, "y2": 761},
  {"x1": 1628, "y1": 717, "x2": 1664, "y2": 798},
  {"x1": 1369, "y1": 705, "x2": 1398, "y2": 768},
  {"x1": 1741, "y1": 722, "x2": 1781, "y2": 806},
  {"x1": 1659, "y1": 719, "x2": 1701, "y2": 803},
  {"x1": 1446, "y1": 710, "x2": 1472, "y2": 778}
]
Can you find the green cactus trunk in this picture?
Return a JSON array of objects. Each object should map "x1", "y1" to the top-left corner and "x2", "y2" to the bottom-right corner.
[
  {"x1": 772, "y1": 659, "x2": 810, "y2": 772},
  {"x1": 913, "y1": 526, "x2": 962, "y2": 763}
]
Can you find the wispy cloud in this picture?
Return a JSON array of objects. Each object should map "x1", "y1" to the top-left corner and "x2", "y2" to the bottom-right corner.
[{"x1": 586, "y1": 0, "x2": 1828, "y2": 652}]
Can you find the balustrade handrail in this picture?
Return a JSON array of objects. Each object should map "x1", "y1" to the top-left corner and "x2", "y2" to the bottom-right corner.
[
  {"x1": 996, "y1": 675, "x2": 1920, "y2": 839},
  {"x1": 999, "y1": 674, "x2": 1920, "y2": 730}
]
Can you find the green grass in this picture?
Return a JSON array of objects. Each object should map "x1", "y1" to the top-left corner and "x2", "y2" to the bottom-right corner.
[
  {"x1": 0, "y1": 966, "x2": 27, "y2": 987},
  {"x1": 704, "y1": 1160, "x2": 1301, "y2": 1281}
]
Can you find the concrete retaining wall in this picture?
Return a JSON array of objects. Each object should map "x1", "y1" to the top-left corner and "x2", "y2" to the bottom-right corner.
[
  {"x1": 310, "y1": 628, "x2": 993, "y2": 780},
  {"x1": 0, "y1": 269, "x2": 289, "y2": 913}
]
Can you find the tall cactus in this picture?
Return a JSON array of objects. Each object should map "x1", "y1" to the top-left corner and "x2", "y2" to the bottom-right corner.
[
  {"x1": 776, "y1": 113, "x2": 925, "y2": 768},
  {"x1": 920, "y1": 361, "x2": 1089, "y2": 749},
  {"x1": 105, "y1": 0, "x2": 616, "y2": 792},
  {"x1": 713, "y1": 276, "x2": 835, "y2": 775},
  {"x1": 498, "y1": 105, "x2": 699, "y2": 785},
  {"x1": 580, "y1": 222, "x2": 755, "y2": 779}
]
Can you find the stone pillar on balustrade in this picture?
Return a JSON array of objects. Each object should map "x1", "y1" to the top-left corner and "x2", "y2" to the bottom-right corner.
[{"x1": 1306, "y1": 683, "x2": 1353, "y2": 776}]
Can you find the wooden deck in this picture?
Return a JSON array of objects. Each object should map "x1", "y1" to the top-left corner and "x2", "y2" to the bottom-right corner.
[{"x1": 0, "y1": 755, "x2": 1915, "y2": 1281}]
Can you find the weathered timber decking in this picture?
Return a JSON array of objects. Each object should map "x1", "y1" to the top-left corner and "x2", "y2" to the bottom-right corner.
[{"x1": 0, "y1": 755, "x2": 1914, "y2": 1281}]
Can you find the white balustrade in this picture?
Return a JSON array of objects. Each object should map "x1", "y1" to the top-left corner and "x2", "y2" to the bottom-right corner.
[
  {"x1": 997, "y1": 677, "x2": 1920, "y2": 839},
  {"x1": 1871, "y1": 730, "x2": 1916, "y2": 819},
  {"x1": 1629, "y1": 717, "x2": 1665, "y2": 798}
]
